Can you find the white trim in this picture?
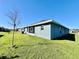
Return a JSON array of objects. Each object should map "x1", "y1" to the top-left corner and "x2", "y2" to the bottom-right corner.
[
  {"x1": 27, "y1": 19, "x2": 52, "y2": 27},
  {"x1": 24, "y1": 19, "x2": 69, "y2": 30},
  {"x1": 27, "y1": 32, "x2": 35, "y2": 36}
]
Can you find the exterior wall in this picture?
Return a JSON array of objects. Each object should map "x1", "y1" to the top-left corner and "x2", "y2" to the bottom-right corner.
[
  {"x1": 25, "y1": 27, "x2": 35, "y2": 36},
  {"x1": 51, "y1": 23, "x2": 69, "y2": 39},
  {"x1": 35, "y1": 24, "x2": 51, "y2": 40},
  {"x1": 24, "y1": 23, "x2": 69, "y2": 40},
  {"x1": 18, "y1": 29, "x2": 22, "y2": 33},
  {"x1": 24, "y1": 24, "x2": 51, "y2": 40},
  {"x1": 24, "y1": 28, "x2": 27, "y2": 33}
]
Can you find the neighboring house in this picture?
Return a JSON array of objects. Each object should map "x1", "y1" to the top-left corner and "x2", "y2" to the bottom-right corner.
[
  {"x1": 17, "y1": 28, "x2": 25, "y2": 33},
  {"x1": 70, "y1": 29, "x2": 79, "y2": 33},
  {"x1": 17, "y1": 28, "x2": 22, "y2": 33},
  {"x1": 24, "y1": 19, "x2": 69, "y2": 40}
]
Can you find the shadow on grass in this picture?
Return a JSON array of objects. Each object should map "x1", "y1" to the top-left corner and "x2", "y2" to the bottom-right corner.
[
  {"x1": 53, "y1": 34, "x2": 75, "y2": 41},
  {"x1": 0, "y1": 55, "x2": 19, "y2": 59},
  {"x1": 0, "y1": 35, "x2": 4, "y2": 38}
]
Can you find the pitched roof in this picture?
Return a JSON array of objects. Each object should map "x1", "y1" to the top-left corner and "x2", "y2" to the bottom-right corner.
[{"x1": 24, "y1": 19, "x2": 69, "y2": 29}]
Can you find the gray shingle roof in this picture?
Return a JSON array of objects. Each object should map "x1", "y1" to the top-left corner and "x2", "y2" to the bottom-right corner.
[{"x1": 24, "y1": 19, "x2": 69, "y2": 29}]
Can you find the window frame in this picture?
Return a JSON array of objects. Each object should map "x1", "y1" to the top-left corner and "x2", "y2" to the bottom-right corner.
[{"x1": 41, "y1": 25, "x2": 44, "y2": 30}]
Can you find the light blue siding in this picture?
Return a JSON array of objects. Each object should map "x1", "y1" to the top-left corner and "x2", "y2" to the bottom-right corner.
[
  {"x1": 24, "y1": 23, "x2": 69, "y2": 40},
  {"x1": 24, "y1": 28, "x2": 27, "y2": 33},
  {"x1": 35, "y1": 24, "x2": 51, "y2": 40},
  {"x1": 51, "y1": 23, "x2": 69, "y2": 39}
]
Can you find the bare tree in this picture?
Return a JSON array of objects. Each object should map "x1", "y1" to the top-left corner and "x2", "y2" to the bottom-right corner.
[{"x1": 7, "y1": 10, "x2": 20, "y2": 47}]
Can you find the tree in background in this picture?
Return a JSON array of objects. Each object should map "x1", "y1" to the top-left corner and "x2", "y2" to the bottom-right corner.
[{"x1": 7, "y1": 10, "x2": 20, "y2": 47}]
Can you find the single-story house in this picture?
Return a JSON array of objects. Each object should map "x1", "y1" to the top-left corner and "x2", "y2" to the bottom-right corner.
[
  {"x1": 24, "y1": 19, "x2": 69, "y2": 40},
  {"x1": 70, "y1": 29, "x2": 79, "y2": 33},
  {"x1": 17, "y1": 28, "x2": 22, "y2": 33}
]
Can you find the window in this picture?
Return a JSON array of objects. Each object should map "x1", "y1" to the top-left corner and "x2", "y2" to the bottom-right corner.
[
  {"x1": 29, "y1": 27, "x2": 33, "y2": 33},
  {"x1": 59, "y1": 27, "x2": 62, "y2": 33},
  {"x1": 28, "y1": 27, "x2": 35, "y2": 33},
  {"x1": 41, "y1": 25, "x2": 44, "y2": 30},
  {"x1": 27, "y1": 28, "x2": 29, "y2": 32}
]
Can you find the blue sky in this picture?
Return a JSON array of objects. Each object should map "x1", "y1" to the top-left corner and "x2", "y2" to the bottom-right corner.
[{"x1": 0, "y1": 0, "x2": 79, "y2": 29}]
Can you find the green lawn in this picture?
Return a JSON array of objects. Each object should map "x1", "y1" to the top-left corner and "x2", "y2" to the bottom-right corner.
[{"x1": 0, "y1": 32, "x2": 79, "y2": 59}]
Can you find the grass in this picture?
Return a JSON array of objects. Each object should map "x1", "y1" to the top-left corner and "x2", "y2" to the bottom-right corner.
[{"x1": 0, "y1": 32, "x2": 79, "y2": 59}]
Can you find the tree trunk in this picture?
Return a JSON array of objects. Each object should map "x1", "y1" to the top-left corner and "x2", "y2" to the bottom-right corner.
[{"x1": 12, "y1": 23, "x2": 16, "y2": 47}]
